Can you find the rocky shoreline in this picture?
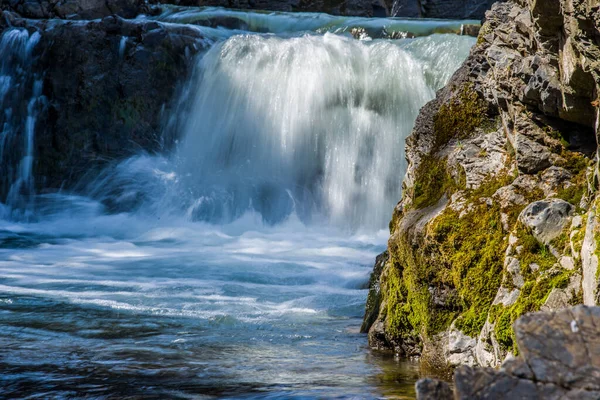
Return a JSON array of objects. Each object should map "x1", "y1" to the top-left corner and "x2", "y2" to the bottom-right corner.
[{"x1": 362, "y1": 0, "x2": 600, "y2": 383}]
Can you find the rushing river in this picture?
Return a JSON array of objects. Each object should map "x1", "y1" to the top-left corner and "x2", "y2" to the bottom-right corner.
[{"x1": 0, "y1": 8, "x2": 474, "y2": 399}]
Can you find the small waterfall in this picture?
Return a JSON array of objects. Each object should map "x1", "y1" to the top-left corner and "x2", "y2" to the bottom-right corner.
[
  {"x1": 0, "y1": 28, "x2": 45, "y2": 220},
  {"x1": 176, "y1": 33, "x2": 433, "y2": 229},
  {"x1": 86, "y1": 33, "x2": 473, "y2": 230}
]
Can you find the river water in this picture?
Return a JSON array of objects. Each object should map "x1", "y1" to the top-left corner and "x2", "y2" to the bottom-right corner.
[{"x1": 0, "y1": 8, "x2": 474, "y2": 399}]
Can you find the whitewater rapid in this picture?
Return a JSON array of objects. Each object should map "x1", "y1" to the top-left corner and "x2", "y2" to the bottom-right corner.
[{"x1": 0, "y1": 10, "x2": 475, "y2": 398}]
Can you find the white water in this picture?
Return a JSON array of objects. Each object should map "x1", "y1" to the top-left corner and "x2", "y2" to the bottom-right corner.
[
  {"x1": 0, "y1": 28, "x2": 44, "y2": 219},
  {"x1": 0, "y1": 14, "x2": 474, "y2": 399}
]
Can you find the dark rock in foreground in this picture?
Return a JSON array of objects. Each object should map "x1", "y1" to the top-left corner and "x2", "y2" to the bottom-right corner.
[{"x1": 416, "y1": 306, "x2": 600, "y2": 399}]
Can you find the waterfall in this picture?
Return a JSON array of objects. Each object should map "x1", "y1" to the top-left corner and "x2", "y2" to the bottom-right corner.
[
  {"x1": 0, "y1": 28, "x2": 44, "y2": 220},
  {"x1": 87, "y1": 33, "x2": 473, "y2": 230}
]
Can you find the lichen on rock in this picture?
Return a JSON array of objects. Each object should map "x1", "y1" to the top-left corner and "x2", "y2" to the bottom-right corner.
[{"x1": 363, "y1": 0, "x2": 600, "y2": 373}]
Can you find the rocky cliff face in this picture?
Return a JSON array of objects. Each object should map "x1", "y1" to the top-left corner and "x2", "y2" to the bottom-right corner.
[
  {"x1": 3, "y1": 0, "x2": 499, "y2": 19},
  {"x1": 363, "y1": 0, "x2": 600, "y2": 371},
  {"x1": 164, "y1": 0, "x2": 498, "y2": 18},
  {"x1": 393, "y1": 0, "x2": 498, "y2": 19},
  {"x1": 0, "y1": 12, "x2": 207, "y2": 198}
]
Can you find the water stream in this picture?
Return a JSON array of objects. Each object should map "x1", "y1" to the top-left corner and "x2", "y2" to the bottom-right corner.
[{"x1": 0, "y1": 9, "x2": 474, "y2": 399}]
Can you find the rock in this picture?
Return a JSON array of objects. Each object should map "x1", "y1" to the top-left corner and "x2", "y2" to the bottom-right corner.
[
  {"x1": 461, "y1": 24, "x2": 480, "y2": 37},
  {"x1": 368, "y1": 319, "x2": 391, "y2": 351},
  {"x1": 515, "y1": 306, "x2": 600, "y2": 390},
  {"x1": 165, "y1": 0, "x2": 392, "y2": 17},
  {"x1": 449, "y1": 307, "x2": 600, "y2": 399},
  {"x1": 513, "y1": 134, "x2": 553, "y2": 174},
  {"x1": 195, "y1": 16, "x2": 249, "y2": 30},
  {"x1": 1, "y1": 0, "x2": 156, "y2": 20},
  {"x1": 582, "y1": 210, "x2": 599, "y2": 306},
  {"x1": 445, "y1": 328, "x2": 477, "y2": 366},
  {"x1": 416, "y1": 0, "x2": 498, "y2": 19},
  {"x1": 560, "y1": 256, "x2": 576, "y2": 270},
  {"x1": 361, "y1": 251, "x2": 388, "y2": 333},
  {"x1": 519, "y1": 199, "x2": 574, "y2": 245},
  {"x1": 365, "y1": 0, "x2": 600, "y2": 375},
  {"x1": 492, "y1": 286, "x2": 520, "y2": 307},
  {"x1": 415, "y1": 378, "x2": 453, "y2": 400},
  {"x1": 0, "y1": 13, "x2": 207, "y2": 196},
  {"x1": 541, "y1": 288, "x2": 571, "y2": 311}
]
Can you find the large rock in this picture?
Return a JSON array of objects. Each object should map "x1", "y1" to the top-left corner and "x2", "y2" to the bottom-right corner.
[
  {"x1": 1, "y1": 0, "x2": 158, "y2": 20},
  {"x1": 0, "y1": 13, "x2": 206, "y2": 197},
  {"x1": 156, "y1": 0, "x2": 392, "y2": 17},
  {"x1": 416, "y1": 306, "x2": 600, "y2": 399},
  {"x1": 365, "y1": 0, "x2": 600, "y2": 374},
  {"x1": 518, "y1": 199, "x2": 574, "y2": 245}
]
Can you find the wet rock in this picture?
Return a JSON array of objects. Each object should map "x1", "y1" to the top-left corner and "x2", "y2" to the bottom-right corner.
[
  {"x1": 195, "y1": 16, "x2": 249, "y2": 30},
  {"x1": 361, "y1": 251, "x2": 388, "y2": 333},
  {"x1": 519, "y1": 199, "x2": 574, "y2": 245},
  {"x1": 163, "y1": 0, "x2": 392, "y2": 17},
  {"x1": 415, "y1": 378, "x2": 453, "y2": 400},
  {"x1": 1, "y1": 0, "x2": 156, "y2": 20},
  {"x1": 0, "y1": 13, "x2": 207, "y2": 194},
  {"x1": 367, "y1": 320, "x2": 390, "y2": 350}
]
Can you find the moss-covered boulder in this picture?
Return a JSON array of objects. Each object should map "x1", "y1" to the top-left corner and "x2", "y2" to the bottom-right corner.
[{"x1": 363, "y1": 0, "x2": 600, "y2": 371}]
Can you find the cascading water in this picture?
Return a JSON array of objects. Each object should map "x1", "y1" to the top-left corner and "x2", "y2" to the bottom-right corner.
[
  {"x1": 89, "y1": 32, "x2": 471, "y2": 230},
  {"x1": 0, "y1": 10, "x2": 475, "y2": 399},
  {"x1": 0, "y1": 28, "x2": 44, "y2": 220}
]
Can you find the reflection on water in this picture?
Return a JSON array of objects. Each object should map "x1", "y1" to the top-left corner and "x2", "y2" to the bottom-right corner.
[{"x1": 368, "y1": 353, "x2": 420, "y2": 399}]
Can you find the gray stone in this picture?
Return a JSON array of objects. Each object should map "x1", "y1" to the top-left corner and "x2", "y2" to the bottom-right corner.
[
  {"x1": 415, "y1": 378, "x2": 453, "y2": 400},
  {"x1": 446, "y1": 328, "x2": 477, "y2": 366},
  {"x1": 518, "y1": 199, "x2": 574, "y2": 245},
  {"x1": 515, "y1": 306, "x2": 600, "y2": 390}
]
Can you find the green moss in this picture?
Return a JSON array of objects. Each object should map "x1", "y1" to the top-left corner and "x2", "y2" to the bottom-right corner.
[
  {"x1": 476, "y1": 22, "x2": 492, "y2": 45},
  {"x1": 433, "y1": 202, "x2": 506, "y2": 336},
  {"x1": 384, "y1": 172, "x2": 523, "y2": 345},
  {"x1": 491, "y1": 225, "x2": 574, "y2": 353},
  {"x1": 493, "y1": 266, "x2": 574, "y2": 352},
  {"x1": 558, "y1": 149, "x2": 590, "y2": 175},
  {"x1": 433, "y1": 83, "x2": 487, "y2": 149},
  {"x1": 411, "y1": 156, "x2": 456, "y2": 210},
  {"x1": 384, "y1": 261, "x2": 414, "y2": 338}
]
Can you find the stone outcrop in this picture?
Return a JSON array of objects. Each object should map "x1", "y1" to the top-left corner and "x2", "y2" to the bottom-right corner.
[
  {"x1": 0, "y1": 12, "x2": 207, "y2": 196},
  {"x1": 393, "y1": 0, "x2": 498, "y2": 19},
  {"x1": 416, "y1": 306, "x2": 600, "y2": 399},
  {"x1": 1, "y1": 0, "x2": 159, "y2": 20},
  {"x1": 173, "y1": 0, "x2": 499, "y2": 18},
  {"x1": 363, "y1": 0, "x2": 600, "y2": 372}
]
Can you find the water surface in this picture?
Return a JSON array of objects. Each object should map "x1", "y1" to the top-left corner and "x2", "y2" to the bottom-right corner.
[{"x1": 0, "y1": 8, "x2": 474, "y2": 398}]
